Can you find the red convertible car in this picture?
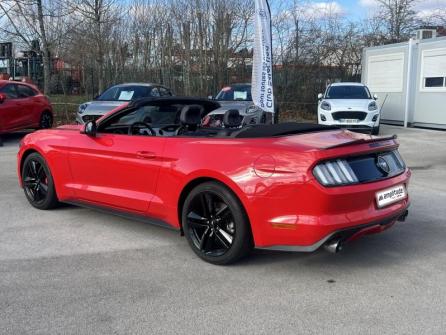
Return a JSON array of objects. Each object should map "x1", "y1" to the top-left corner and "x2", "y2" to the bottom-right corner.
[{"x1": 17, "y1": 97, "x2": 411, "y2": 264}]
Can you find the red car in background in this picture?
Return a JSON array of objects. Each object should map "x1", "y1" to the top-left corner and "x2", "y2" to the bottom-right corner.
[
  {"x1": 0, "y1": 80, "x2": 53, "y2": 134},
  {"x1": 17, "y1": 97, "x2": 411, "y2": 265}
]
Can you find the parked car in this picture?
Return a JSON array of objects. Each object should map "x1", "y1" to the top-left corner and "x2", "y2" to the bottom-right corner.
[
  {"x1": 205, "y1": 83, "x2": 273, "y2": 127},
  {"x1": 18, "y1": 96, "x2": 410, "y2": 265},
  {"x1": 0, "y1": 80, "x2": 53, "y2": 134},
  {"x1": 317, "y1": 82, "x2": 381, "y2": 135},
  {"x1": 76, "y1": 83, "x2": 174, "y2": 124}
]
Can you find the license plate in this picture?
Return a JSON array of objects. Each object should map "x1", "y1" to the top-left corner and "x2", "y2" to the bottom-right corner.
[
  {"x1": 376, "y1": 185, "x2": 407, "y2": 208},
  {"x1": 341, "y1": 119, "x2": 358, "y2": 124}
]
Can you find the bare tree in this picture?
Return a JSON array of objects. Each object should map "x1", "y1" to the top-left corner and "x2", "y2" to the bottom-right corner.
[
  {"x1": 0, "y1": 0, "x2": 70, "y2": 93},
  {"x1": 375, "y1": 0, "x2": 417, "y2": 42}
]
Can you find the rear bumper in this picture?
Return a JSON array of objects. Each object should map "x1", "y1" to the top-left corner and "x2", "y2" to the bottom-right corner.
[
  {"x1": 257, "y1": 208, "x2": 409, "y2": 252},
  {"x1": 249, "y1": 168, "x2": 411, "y2": 250}
]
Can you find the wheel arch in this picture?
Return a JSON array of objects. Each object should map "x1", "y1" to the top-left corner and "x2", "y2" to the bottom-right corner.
[
  {"x1": 177, "y1": 176, "x2": 253, "y2": 239},
  {"x1": 19, "y1": 148, "x2": 41, "y2": 181},
  {"x1": 19, "y1": 147, "x2": 57, "y2": 194}
]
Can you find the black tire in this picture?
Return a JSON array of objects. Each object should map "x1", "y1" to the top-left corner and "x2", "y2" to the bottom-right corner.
[
  {"x1": 22, "y1": 153, "x2": 59, "y2": 210},
  {"x1": 182, "y1": 181, "x2": 253, "y2": 265},
  {"x1": 372, "y1": 125, "x2": 380, "y2": 135},
  {"x1": 39, "y1": 112, "x2": 53, "y2": 129}
]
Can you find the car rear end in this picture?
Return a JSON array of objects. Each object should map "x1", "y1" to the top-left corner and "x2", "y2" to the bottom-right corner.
[{"x1": 250, "y1": 131, "x2": 411, "y2": 252}]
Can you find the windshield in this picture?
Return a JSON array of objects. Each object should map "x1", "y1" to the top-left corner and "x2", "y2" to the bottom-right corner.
[
  {"x1": 216, "y1": 85, "x2": 252, "y2": 102},
  {"x1": 97, "y1": 85, "x2": 151, "y2": 101},
  {"x1": 325, "y1": 85, "x2": 371, "y2": 99}
]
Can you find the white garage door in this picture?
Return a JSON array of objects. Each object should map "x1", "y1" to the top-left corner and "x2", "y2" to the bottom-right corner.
[{"x1": 366, "y1": 53, "x2": 405, "y2": 92}]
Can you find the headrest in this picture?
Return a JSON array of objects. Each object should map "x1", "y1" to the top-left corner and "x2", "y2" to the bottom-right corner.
[
  {"x1": 224, "y1": 109, "x2": 241, "y2": 128},
  {"x1": 180, "y1": 105, "x2": 203, "y2": 126}
]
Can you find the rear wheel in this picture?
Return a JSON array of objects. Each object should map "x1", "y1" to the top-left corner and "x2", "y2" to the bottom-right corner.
[
  {"x1": 22, "y1": 153, "x2": 59, "y2": 210},
  {"x1": 182, "y1": 182, "x2": 253, "y2": 265},
  {"x1": 39, "y1": 112, "x2": 53, "y2": 129}
]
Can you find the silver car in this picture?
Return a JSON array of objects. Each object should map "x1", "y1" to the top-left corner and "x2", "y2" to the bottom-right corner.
[
  {"x1": 204, "y1": 84, "x2": 274, "y2": 128},
  {"x1": 76, "y1": 83, "x2": 174, "y2": 124}
]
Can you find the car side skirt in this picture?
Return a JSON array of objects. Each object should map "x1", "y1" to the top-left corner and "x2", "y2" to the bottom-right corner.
[{"x1": 64, "y1": 200, "x2": 181, "y2": 232}]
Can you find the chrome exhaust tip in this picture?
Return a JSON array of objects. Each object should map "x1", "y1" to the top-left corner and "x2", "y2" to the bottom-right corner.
[{"x1": 324, "y1": 239, "x2": 344, "y2": 254}]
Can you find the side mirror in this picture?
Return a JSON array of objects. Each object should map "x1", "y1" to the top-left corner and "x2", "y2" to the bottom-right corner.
[
  {"x1": 0, "y1": 93, "x2": 6, "y2": 104},
  {"x1": 82, "y1": 121, "x2": 97, "y2": 137},
  {"x1": 373, "y1": 94, "x2": 378, "y2": 100},
  {"x1": 317, "y1": 93, "x2": 323, "y2": 100},
  {"x1": 207, "y1": 95, "x2": 214, "y2": 100}
]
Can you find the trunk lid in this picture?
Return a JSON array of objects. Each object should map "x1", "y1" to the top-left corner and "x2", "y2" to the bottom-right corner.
[{"x1": 279, "y1": 129, "x2": 397, "y2": 151}]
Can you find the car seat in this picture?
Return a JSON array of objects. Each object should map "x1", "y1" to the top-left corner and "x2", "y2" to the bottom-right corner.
[
  {"x1": 176, "y1": 105, "x2": 204, "y2": 135},
  {"x1": 218, "y1": 109, "x2": 242, "y2": 136}
]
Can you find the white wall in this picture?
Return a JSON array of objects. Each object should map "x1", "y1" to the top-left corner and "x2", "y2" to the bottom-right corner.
[
  {"x1": 413, "y1": 43, "x2": 446, "y2": 126},
  {"x1": 362, "y1": 44, "x2": 409, "y2": 124},
  {"x1": 362, "y1": 37, "x2": 446, "y2": 128}
]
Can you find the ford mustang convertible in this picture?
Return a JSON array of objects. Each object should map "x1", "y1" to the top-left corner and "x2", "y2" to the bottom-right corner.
[{"x1": 17, "y1": 97, "x2": 411, "y2": 264}]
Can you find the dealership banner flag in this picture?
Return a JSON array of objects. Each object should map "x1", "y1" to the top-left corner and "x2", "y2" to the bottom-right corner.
[{"x1": 252, "y1": 0, "x2": 275, "y2": 114}]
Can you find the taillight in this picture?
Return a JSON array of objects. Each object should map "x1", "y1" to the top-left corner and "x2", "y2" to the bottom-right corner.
[
  {"x1": 313, "y1": 159, "x2": 358, "y2": 186},
  {"x1": 313, "y1": 150, "x2": 407, "y2": 187}
]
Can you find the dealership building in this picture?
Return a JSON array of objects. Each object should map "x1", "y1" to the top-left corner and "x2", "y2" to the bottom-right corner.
[{"x1": 362, "y1": 29, "x2": 446, "y2": 129}]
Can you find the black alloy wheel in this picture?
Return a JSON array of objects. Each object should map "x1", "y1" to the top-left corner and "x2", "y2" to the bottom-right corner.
[
  {"x1": 182, "y1": 182, "x2": 253, "y2": 265},
  {"x1": 22, "y1": 153, "x2": 58, "y2": 210},
  {"x1": 39, "y1": 112, "x2": 53, "y2": 129}
]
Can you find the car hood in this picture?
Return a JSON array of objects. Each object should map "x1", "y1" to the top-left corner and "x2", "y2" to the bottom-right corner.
[
  {"x1": 83, "y1": 100, "x2": 128, "y2": 115},
  {"x1": 209, "y1": 101, "x2": 253, "y2": 115},
  {"x1": 322, "y1": 99, "x2": 372, "y2": 110}
]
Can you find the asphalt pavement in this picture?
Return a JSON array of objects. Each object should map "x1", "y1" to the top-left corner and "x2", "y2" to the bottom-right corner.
[{"x1": 1, "y1": 126, "x2": 446, "y2": 334}]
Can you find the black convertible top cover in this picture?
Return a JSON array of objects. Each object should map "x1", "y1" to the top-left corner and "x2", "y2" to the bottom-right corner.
[{"x1": 234, "y1": 122, "x2": 339, "y2": 138}]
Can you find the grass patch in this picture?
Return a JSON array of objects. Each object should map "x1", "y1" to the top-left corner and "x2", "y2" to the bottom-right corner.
[{"x1": 48, "y1": 95, "x2": 89, "y2": 125}]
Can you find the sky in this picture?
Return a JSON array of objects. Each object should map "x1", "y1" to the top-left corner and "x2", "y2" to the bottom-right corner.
[{"x1": 282, "y1": 0, "x2": 446, "y2": 21}]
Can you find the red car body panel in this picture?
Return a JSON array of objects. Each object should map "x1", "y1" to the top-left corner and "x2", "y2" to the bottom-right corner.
[
  {"x1": 0, "y1": 80, "x2": 53, "y2": 134},
  {"x1": 18, "y1": 122, "x2": 411, "y2": 250}
]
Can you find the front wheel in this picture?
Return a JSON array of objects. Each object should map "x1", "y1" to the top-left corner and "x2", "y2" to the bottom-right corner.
[
  {"x1": 22, "y1": 153, "x2": 59, "y2": 210},
  {"x1": 182, "y1": 182, "x2": 253, "y2": 265}
]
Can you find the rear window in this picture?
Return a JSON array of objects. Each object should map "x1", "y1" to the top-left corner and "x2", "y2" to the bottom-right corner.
[
  {"x1": 326, "y1": 85, "x2": 371, "y2": 99},
  {"x1": 97, "y1": 85, "x2": 151, "y2": 101}
]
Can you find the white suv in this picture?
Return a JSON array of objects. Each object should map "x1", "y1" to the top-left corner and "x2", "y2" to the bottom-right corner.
[{"x1": 317, "y1": 83, "x2": 380, "y2": 135}]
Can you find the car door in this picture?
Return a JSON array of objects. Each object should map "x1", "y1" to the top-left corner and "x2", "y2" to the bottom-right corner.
[
  {"x1": 16, "y1": 84, "x2": 39, "y2": 127},
  {"x1": 67, "y1": 108, "x2": 167, "y2": 213},
  {"x1": 0, "y1": 84, "x2": 23, "y2": 131}
]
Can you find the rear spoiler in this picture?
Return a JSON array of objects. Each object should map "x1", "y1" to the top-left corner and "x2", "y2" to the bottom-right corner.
[{"x1": 323, "y1": 134, "x2": 398, "y2": 150}]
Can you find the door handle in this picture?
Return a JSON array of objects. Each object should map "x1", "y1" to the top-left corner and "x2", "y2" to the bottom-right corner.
[{"x1": 136, "y1": 151, "x2": 156, "y2": 159}]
